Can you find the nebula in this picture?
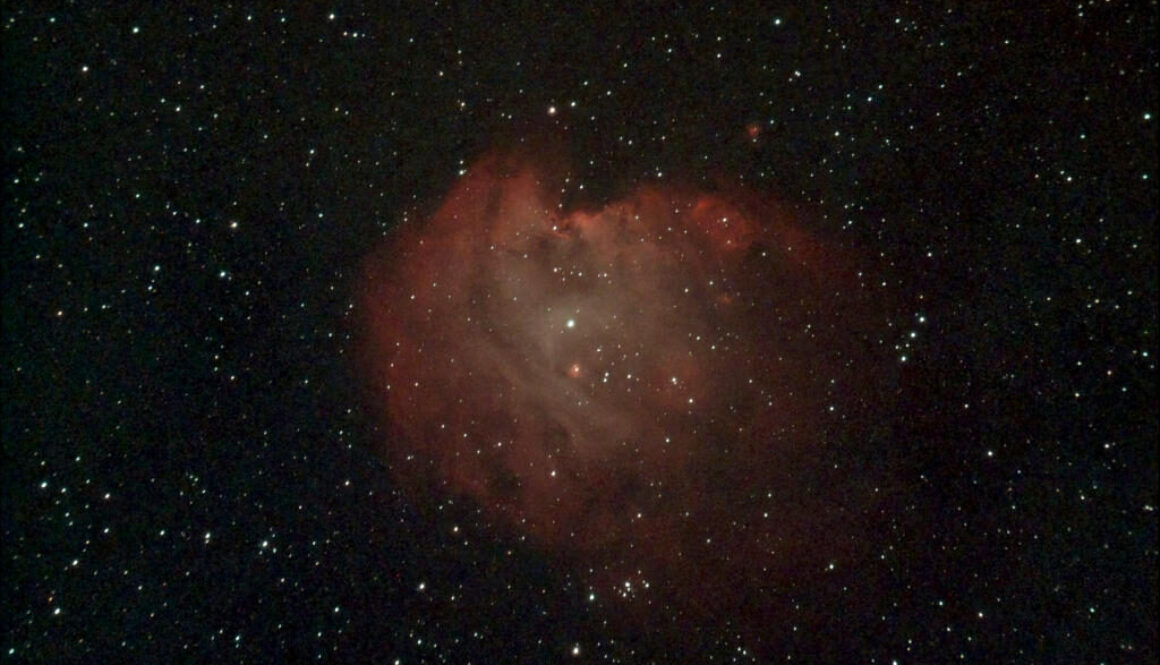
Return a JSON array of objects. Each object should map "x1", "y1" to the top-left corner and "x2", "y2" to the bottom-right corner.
[{"x1": 356, "y1": 147, "x2": 897, "y2": 651}]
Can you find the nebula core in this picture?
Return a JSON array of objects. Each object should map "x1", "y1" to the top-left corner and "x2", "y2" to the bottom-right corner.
[{"x1": 357, "y1": 148, "x2": 895, "y2": 647}]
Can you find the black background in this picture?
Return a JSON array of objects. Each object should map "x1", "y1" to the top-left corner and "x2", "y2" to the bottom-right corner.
[{"x1": 3, "y1": 3, "x2": 1156, "y2": 662}]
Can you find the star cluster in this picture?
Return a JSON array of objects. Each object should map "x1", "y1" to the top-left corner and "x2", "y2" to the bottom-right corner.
[{"x1": 3, "y1": 3, "x2": 1156, "y2": 663}]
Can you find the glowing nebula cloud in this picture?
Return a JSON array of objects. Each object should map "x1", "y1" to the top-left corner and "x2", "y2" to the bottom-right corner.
[{"x1": 357, "y1": 146, "x2": 898, "y2": 650}]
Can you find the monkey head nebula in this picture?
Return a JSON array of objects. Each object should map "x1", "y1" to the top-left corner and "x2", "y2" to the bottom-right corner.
[{"x1": 356, "y1": 147, "x2": 900, "y2": 651}]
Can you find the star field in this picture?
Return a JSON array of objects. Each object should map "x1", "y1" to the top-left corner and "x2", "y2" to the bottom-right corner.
[{"x1": 3, "y1": 3, "x2": 1156, "y2": 663}]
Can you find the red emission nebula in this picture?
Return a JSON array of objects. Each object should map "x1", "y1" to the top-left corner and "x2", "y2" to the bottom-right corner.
[{"x1": 357, "y1": 147, "x2": 898, "y2": 645}]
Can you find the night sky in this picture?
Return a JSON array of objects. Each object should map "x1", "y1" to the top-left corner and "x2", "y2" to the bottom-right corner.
[{"x1": 3, "y1": 3, "x2": 1157, "y2": 664}]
